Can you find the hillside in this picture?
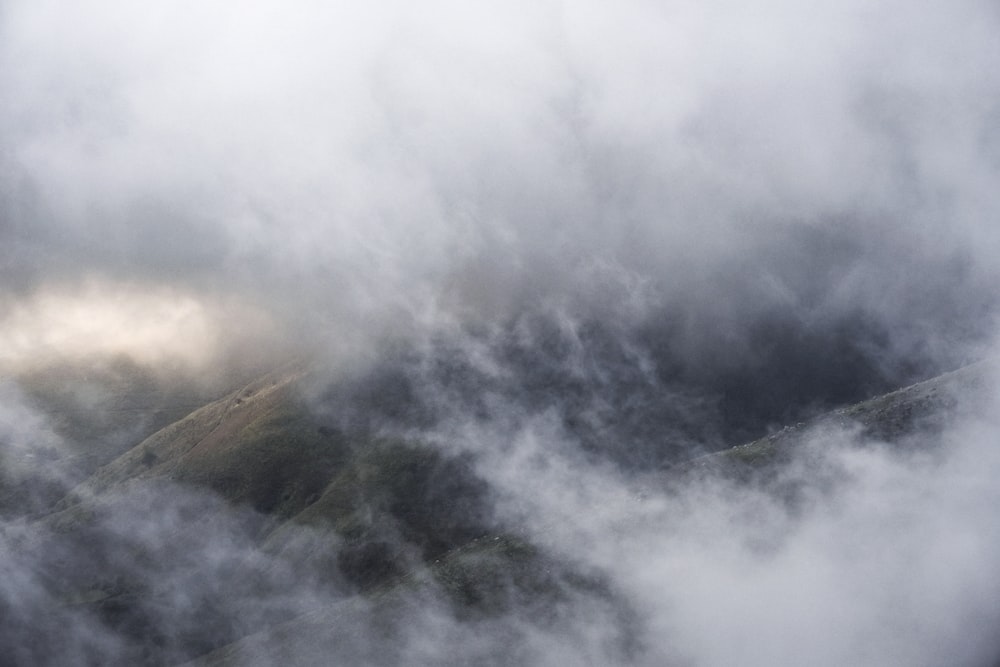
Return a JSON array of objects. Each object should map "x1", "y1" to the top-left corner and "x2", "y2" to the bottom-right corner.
[
  {"x1": 28, "y1": 367, "x2": 627, "y2": 664},
  {"x1": 5, "y1": 359, "x2": 997, "y2": 665},
  {"x1": 678, "y1": 358, "x2": 994, "y2": 478}
]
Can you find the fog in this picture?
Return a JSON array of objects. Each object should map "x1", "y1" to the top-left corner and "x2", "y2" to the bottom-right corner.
[
  {"x1": 455, "y1": 385, "x2": 1000, "y2": 666},
  {"x1": 2, "y1": 0, "x2": 1000, "y2": 664}
]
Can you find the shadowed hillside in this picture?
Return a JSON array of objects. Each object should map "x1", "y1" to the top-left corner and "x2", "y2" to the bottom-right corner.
[
  {"x1": 2, "y1": 358, "x2": 991, "y2": 665},
  {"x1": 677, "y1": 358, "x2": 995, "y2": 482}
]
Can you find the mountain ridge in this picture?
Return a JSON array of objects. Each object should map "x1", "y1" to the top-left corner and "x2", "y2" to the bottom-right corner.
[{"x1": 10, "y1": 358, "x2": 996, "y2": 665}]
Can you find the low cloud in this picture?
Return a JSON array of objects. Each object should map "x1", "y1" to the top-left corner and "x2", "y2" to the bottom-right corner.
[
  {"x1": 453, "y1": 363, "x2": 1000, "y2": 666},
  {"x1": 3, "y1": 0, "x2": 999, "y2": 372},
  {"x1": 3, "y1": 0, "x2": 1000, "y2": 664}
]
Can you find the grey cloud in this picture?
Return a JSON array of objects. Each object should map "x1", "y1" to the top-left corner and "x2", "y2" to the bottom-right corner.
[
  {"x1": 3, "y1": 0, "x2": 1000, "y2": 664},
  {"x1": 3, "y1": 0, "x2": 998, "y2": 320}
]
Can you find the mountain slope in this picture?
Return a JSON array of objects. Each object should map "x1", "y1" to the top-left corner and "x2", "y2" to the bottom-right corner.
[
  {"x1": 8, "y1": 359, "x2": 995, "y2": 665},
  {"x1": 676, "y1": 358, "x2": 994, "y2": 480}
]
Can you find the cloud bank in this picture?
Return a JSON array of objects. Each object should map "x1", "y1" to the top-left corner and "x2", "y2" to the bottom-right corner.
[
  {"x1": 3, "y1": 0, "x2": 999, "y2": 372},
  {"x1": 3, "y1": 0, "x2": 1000, "y2": 664}
]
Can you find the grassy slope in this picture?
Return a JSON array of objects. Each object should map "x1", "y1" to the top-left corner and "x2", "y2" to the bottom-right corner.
[
  {"x1": 675, "y1": 358, "x2": 994, "y2": 481},
  {"x1": 182, "y1": 535, "x2": 559, "y2": 667},
  {"x1": 41, "y1": 368, "x2": 575, "y2": 663},
  {"x1": 1, "y1": 357, "x2": 215, "y2": 516},
  {"x1": 24, "y1": 359, "x2": 994, "y2": 664}
]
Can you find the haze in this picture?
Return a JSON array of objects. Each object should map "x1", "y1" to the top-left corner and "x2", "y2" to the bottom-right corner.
[{"x1": 2, "y1": 1, "x2": 1000, "y2": 665}]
